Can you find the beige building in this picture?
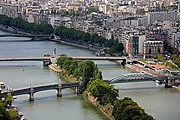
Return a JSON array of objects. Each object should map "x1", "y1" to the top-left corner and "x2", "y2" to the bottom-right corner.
[
  {"x1": 1, "y1": 2, "x2": 22, "y2": 18},
  {"x1": 143, "y1": 41, "x2": 164, "y2": 59}
]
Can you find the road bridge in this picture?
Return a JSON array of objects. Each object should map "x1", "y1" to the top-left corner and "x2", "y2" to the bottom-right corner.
[
  {"x1": 0, "y1": 56, "x2": 127, "y2": 65},
  {"x1": 0, "y1": 34, "x2": 51, "y2": 38},
  {"x1": 0, "y1": 82, "x2": 82, "y2": 101},
  {"x1": 71, "y1": 56, "x2": 126, "y2": 60},
  {"x1": 0, "y1": 57, "x2": 51, "y2": 66}
]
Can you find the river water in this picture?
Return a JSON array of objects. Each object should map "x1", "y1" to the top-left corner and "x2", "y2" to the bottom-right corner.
[{"x1": 0, "y1": 30, "x2": 179, "y2": 120}]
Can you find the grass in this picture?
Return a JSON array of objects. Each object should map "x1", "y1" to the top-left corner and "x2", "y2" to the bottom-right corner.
[
  {"x1": 140, "y1": 59, "x2": 148, "y2": 64},
  {"x1": 165, "y1": 61, "x2": 179, "y2": 70}
]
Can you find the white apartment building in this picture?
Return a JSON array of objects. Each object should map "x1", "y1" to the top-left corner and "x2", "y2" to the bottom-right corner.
[
  {"x1": 138, "y1": 35, "x2": 146, "y2": 55},
  {"x1": 145, "y1": 11, "x2": 178, "y2": 24}
]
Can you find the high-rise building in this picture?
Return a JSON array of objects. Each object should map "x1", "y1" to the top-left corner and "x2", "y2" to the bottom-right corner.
[
  {"x1": 130, "y1": 35, "x2": 139, "y2": 57},
  {"x1": 145, "y1": 11, "x2": 178, "y2": 24}
]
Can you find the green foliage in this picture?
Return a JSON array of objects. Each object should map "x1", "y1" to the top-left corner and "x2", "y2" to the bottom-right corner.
[
  {"x1": 165, "y1": 61, "x2": 178, "y2": 69},
  {"x1": 155, "y1": 54, "x2": 164, "y2": 61},
  {"x1": 140, "y1": 59, "x2": 148, "y2": 64},
  {"x1": 4, "y1": 95, "x2": 13, "y2": 107},
  {"x1": 8, "y1": 110, "x2": 20, "y2": 120},
  {"x1": 123, "y1": 52, "x2": 129, "y2": 56},
  {"x1": 0, "y1": 102, "x2": 10, "y2": 120},
  {"x1": 0, "y1": 15, "x2": 53, "y2": 35},
  {"x1": 170, "y1": 54, "x2": 180, "y2": 68},
  {"x1": 55, "y1": 26, "x2": 124, "y2": 56},
  {"x1": 56, "y1": 55, "x2": 102, "y2": 91},
  {"x1": 0, "y1": 95, "x2": 20, "y2": 120},
  {"x1": 87, "y1": 79, "x2": 119, "y2": 105},
  {"x1": 112, "y1": 97, "x2": 154, "y2": 120}
]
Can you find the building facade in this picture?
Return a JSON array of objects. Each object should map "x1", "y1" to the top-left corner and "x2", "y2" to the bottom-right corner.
[
  {"x1": 143, "y1": 41, "x2": 164, "y2": 59},
  {"x1": 130, "y1": 35, "x2": 139, "y2": 57}
]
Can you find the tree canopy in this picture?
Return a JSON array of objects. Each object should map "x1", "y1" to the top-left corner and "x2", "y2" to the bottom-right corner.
[
  {"x1": 0, "y1": 15, "x2": 53, "y2": 35},
  {"x1": 112, "y1": 97, "x2": 154, "y2": 120},
  {"x1": 87, "y1": 79, "x2": 119, "y2": 105},
  {"x1": 55, "y1": 26, "x2": 124, "y2": 56},
  {"x1": 56, "y1": 55, "x2": 102, "y2": 91},
  {"x1": 0, "y1": 95, "x2": 20, "y2": 120}
]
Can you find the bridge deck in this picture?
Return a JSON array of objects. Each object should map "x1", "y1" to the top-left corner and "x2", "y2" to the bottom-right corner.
[
  {"x1": 0, "y1": 34, "x2": 51, "y2": 37},
  {"x1": 71, "y1": 56, "x2": 126, "y2": 60},
  {"x1": 0, "y1": 57, "x2": 51, "y2": 61}
]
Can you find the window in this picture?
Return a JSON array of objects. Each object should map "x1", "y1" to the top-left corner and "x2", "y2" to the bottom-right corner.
[
  {"x1": 149, "y1": 48, "x2": 151, "y2": 54},
  {"x1": 158, "y1": 48, "x2": 161, "y2": 54}
]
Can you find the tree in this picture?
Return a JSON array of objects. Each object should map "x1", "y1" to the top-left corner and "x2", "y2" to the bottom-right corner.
[
  {"x1": 155, "y1": 54, "x2": 164, "y2": 61},
  {"x1": 4, "y1": 95, "x2": 13, "y2": 107},
  {"x1": 112, "y1": 97, "x2": 154, "y2": 120},
  {"x1": 87, "y1": 79, "x2": 118, "y2": 105},
  {"x1": 82, "y1": 32, "x2": 91, "y2": 42},
  {"x1": 0, "y1": 102, "x2": 10, "y2": 120},
  {"x1": 8, "y1": 110, "x2": 20, "y2": 120}
]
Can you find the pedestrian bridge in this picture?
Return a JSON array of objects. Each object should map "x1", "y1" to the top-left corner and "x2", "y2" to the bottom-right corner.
[{"x1": 107, "y1": 73, "x2": 166, "y2": 84}]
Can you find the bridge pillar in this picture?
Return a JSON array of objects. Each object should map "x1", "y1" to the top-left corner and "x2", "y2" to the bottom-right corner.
[
  {"x1": 29, "y1": 88, "x2": 34, "y2": 101},
  {"x1": 121, "y1": 59, "x2": 126, "y2": 66},
  {"x1": 56, "y1": 84, "x2": 62, "y2": 97},
  {"x1": 76, "y1": 86, "x2": 83, "y2": 94}
]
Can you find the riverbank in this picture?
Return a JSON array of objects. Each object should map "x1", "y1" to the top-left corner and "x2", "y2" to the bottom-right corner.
[
  {"x1": 125, "y1": 63, "x2": 155, "y2": 76},
  {"x1": 50, "y1": 39, "x2": 100, "y2": 52},
  {"x1": 172, "y1": 86, "x2": 180, "y2": 91},
  {"x1": 48, "y1": 64, "x2": 62, "y2": 73},
  {"x1": 0, "y1": 25, "x2": 100, "y2": 52},
  {"x1": 85, "y1": 92, "x2": 114, "y2": 120}
]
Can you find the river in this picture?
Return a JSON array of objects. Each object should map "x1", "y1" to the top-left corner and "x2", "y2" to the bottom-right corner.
[{"x1": 0, "y1": 30, "x2": 179, "y2": 120}]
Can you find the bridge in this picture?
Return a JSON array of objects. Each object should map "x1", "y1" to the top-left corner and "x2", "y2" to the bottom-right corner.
[
  {"x1": 0, "y1": 57, "x2": 51, "y2": 66},
  {"x1": 0, "y1": 82, "x2": 82, "y2": 101},
  {"x1": 71, "y1": 56, "x2": 126, "y2": 61},
  {"x1": 105, "y1": 73, "x2": 168, "y2": 84},
  {"x1": 0, "y1": 56, "x2": 126, "y2": 65},
  {"x1": 0, "y1": 34, "x2": 51, "y2": 38}
]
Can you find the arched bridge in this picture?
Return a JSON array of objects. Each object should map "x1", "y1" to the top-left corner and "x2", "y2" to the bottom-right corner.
[
  {"x1": 12, "y1": 82, "x2": 80, "y2": 96},
  {"x1": 0, "y1": 82, "x2": 82, "y2": 101},
  {"x1": 107, "y1": 73, "x2": 167, "y2": 84}
]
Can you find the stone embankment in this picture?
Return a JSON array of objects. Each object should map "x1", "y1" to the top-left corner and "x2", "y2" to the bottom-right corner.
[
  {"x1": 86, "y1": 93, "x2": 114, "y2": 120},
  {"x1": 125, "y1": 64, "x2": 154, "y2": 76},
  {"x1": 50, "y1": 39, "x2": 100, "y2": 52},
  {"x1": 48, "y1": 64, "x2": 62, "y2": 73}
]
